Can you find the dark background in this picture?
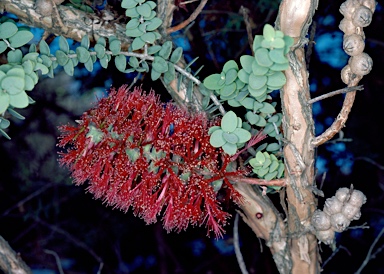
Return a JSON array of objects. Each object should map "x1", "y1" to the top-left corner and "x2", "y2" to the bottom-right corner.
[{"x1": 1, "y1": 0, "x2": 384, "y2": 273}]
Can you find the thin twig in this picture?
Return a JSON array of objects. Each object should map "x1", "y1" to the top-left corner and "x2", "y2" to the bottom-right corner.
[
  {"x1": 239, "y1": 6, "x2": 254, "y2": 54},
  {"x1": 354, "y1": 157, "x2": 384, "y2": 170},
  {"x1": 312, "y1": 75, "x2": 362, "y2": 147},
  {"x1": 167, "y1": 0, "x2": 208, "y2": 34},
  {"x1": 308, "y1": 85, "x2": 364, "y2": 104},
  {"x1": 322, "y1": 245, "x2": 350, "y2": 269},
  {"x1": 234, "y1": 213, "x2": 249, "y2": 274},
  {"x1": 34, "y1": 217, "x2": 104, "y2": 271},
  {"x1": 44, "y1": 249, "x2": 64, "y2": 274},
  {"x1": 2, "y1": 183, "x2": 56, "y2": 217},
  {"x1": 227, "y1": 176, "x2": 286, "y2": 187},
  {"x1": 355, "y1": 227, "x2": 384, "y2": 274}
]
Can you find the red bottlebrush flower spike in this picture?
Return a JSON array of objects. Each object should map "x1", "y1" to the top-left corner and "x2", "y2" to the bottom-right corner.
[{"x1": 58, "y1": 86, "x2": 245, "y2": 238}]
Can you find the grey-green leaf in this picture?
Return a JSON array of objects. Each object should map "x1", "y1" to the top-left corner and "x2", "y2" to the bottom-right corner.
[{"x1": 0, "y1": 22, "x2": 18, "y2": 39}]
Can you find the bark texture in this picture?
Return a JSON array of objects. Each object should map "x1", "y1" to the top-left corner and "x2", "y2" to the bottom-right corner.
[{"x1": 0, "y1": 235, "x2": 32, "y2": 274}]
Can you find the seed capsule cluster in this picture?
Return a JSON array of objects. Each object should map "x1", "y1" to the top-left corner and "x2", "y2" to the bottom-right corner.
[
  {"x1": 339, "y1": 0, "x2": 376, "y2": 84},
  {"x1": 311, "y1": 188, "x2": 367, "y2": 246}
]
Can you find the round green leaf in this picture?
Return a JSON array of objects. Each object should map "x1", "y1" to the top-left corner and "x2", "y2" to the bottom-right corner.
[
  {"x1": 170, "y1": 47, "x2": 183, "y2": 64},
  {"x1": 266, "y1": 143, "x2": 281, "y2": 153},
  {"x1": 126, "y1": 18, "x2": 140, "y2": 29},
  {"x1": 24, "y1": 74, "x2": 35, "y2": 91},
  {"x1": 210, "y1": 129, "x2": 226, "y2": 147},
  {"x1": 0, "y1": 117, "x2": 10, "y2": 129},
  {"x1": 81, "y1": 35, "x2": 90, "y2": 49},
  {"x1": 255, "y1": 151, "x2": 266, "y2": 163},
  {"x1": 109, "y1": 39, "x2": 121, "y2": 55},
  {"x1": 255, "y1": 48, "x2": 273, "y2": 67},
  {"x1": 222, "y1": 132, "x2": 239, "y2": 144},
  {"x1": 0, "y1": 91, "x2": 10, "y2": 113},
  {"x1": 7, "y1": 49, "x2": 23, "y2": 64},
  {"x1": 259, "y1": 102, "x2": 276, "y2": 114},
  {"x1": 84, "y1": 58, "x2": 93, "y2": 72},
  {"x1": 0, "y1": 41, "x2": 7, "y2": 54},
  {"x1": 245, "y1": 112, "x2": 260, "y2": 125},
  {"x1": 235, "y1": 78, "x2": 245, "y2": 90},
  {"x1": 94, "y1": 44, "x2": 106, "y2": 59},
  {"x1": 140, "y1": 32, "x2": 156, "y2": 43},
  {"x1": 277, "y1": 163, "x2": 285, "y2": 177},
  {"x1": 63, "y1": 61, "x2": 74, "y2": 76},
  {"x1": 147, "y1": 45, "x2": 161, "y2": 55},
  {"x1": 151, "y1": 68, "x2": 161, "y2": 81},
  {"x1": 269, "y1": 48, "x2": 287, "y2": 64},
  {"x1": 136, "y1": 3, "x2": 151, "y2": 17},
  {"x1": 203, "y1": 74, "x2": 224, "y2": 90},
  {"x1": 145, "y1": 1, "x2": 157, "y2": 9},
  {"x1": 249, "y1": 85, "x2": 267, "y2": 98},
  {"x1": 0, "y1": 22, "x2": 18, "y2": 39},
  {"x1": 283, "y1": 36, "x2": 294, "y2": 54},
  {"x1": 235, "y1": 90, "x2": 248, "y2": 102},
  {"x1": 125, "y1": 7, "x2": 140, "y2": 17},
  {"x1": 264, "y1": 171, "x2": 278, "y2": 181},
  {"x1": 240, "y1": 55, "x2": 254, "y2": 74},
  {"x1": 143, "y1": 10, "x2": 156, "y2": 21},
  {"x1": 227, "y1": 99, "x2": 242, "y2": 107},
  {"x1": 9, "y1": 90, "x2": 28, "y2": 108},
  {"x1": 58, "y1": 36, "x2": 69, "y2": 53},
  {"x1": 267, "y1": 71, "x2": 286, "y2": 88},
  {"x1": 159, "y1": 41, "x2": 172, "y2": 60},
  {"x1": 225, "y1": 69, "x2": 237, "y2": 85},
  {"x1": 131, "y1": 37, "x2": 145, "y2": 51},
  {"x1": 270, "y1": 37, "x2": 285, "y2": 49},
  {"x1": 55, "y1": 50, "x2": 69, "y2": 66},
  {"x1": 1, "y1": 76, "x2": 24, "y2": 94},
  {"x1": 248, "y1": 74, "x2": 267, "y2": 90},
  {"x1": 115, "y1": 54, "x2": 127, "y2": 72},
  {"x1": 240, "y1": 97, "x2": 255, "y2": 109},
  {"x1": 34, "y1": 63, "x2": 49, "y2": 75},
  {"x1": 220, "y1": 82, "x2": 236, "y2": 97},
  {"x1": 128, "y1": 56, "x2": 139, "y2": 68},
  {"x1": 40, "y1": 55, "x2": 52, "y2": 67},
  {"x1": 237, "y1": 69, "x2": 249, "y2": 84},
  {"x1": 263, "y1": 24, "x2": 275, "y2": 41},
  {"x1": 252, "y1": 59, "x2": 269, "y2": 76},
  {"x1": 7, "y1": 67, "x2": 25, "y2": 78},
  {"x1": 270, "y1": 62, "x2": 289, "y2": 71},
  {"x1": 76, "y1": 46, "x2": 91, "y2": 63},
  {"x1": 222, "y1": 142, "x2": 237, "y2": 156},
  {"x1": 223, "y1": 60, "x2": 238, "y2": 73},
  {"x1": 146, "y1": 18, "x2": 162, "y2": 31},
  {"x1": 221, "y1": 111, "x2": 237, "y2": 132},
  {"x1": 152, "y1": 56, "x2": 168, "y2": 73},
  {"x1": 99, "y1": 55, "x2": 109, "y2": 68},
  {"x1": 233, "y1": 128, "x2": 251, "y2": 143},
  {"x1": 255, "y1": 116, "x2": 266, "y2": 127},
  {"x1": 253, "y1": 35, "x2": 263, "y2": 52}
]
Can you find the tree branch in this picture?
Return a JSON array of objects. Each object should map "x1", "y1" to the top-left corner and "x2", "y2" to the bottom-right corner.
[
  {"x1": 2, "y1": 0, "x2": 131, "y2": 46},
  {"x1": 0, "y1": 235, "x2": 32, "y2": 274},
  {"x1": 312, "y1": 77, "x2": 362, "y2": 147},
  {"x1": 308, "y1": 85, "x2": 364, "y2": 104},
  {"x1": 166, "y1": 0, "x2": 208, "y2": 34}
]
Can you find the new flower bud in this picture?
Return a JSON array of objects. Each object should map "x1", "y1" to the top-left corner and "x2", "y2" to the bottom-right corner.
[
  {"x1": 343, "y1": 34, "x2": 365, "y2": 56},
  {"x1": 324, "y1": 197, "x2": 343, "y2": 216},
  {"x1": 352, "y1": 5, "x2": 373, "y2": 27},
  {"x1": 331, "y1": 212, "x2": 351, "y2": 232},
  {"x1": 311, "y1": 210, "x2": 332, "y2": 231}
]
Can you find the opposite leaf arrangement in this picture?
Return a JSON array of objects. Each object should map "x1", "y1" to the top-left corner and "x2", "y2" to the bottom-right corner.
[{"x1": 0, "y1": 0, "x2": 373, "y2": 244}]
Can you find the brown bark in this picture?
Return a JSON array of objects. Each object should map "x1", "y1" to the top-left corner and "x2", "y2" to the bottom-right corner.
[{"x1": 277, "y1": 0, "x2": 320, "y2": 273}]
